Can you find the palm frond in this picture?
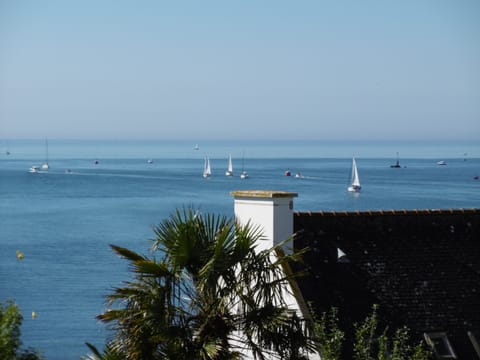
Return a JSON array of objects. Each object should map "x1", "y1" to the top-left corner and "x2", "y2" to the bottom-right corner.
[
  {"x1": 82, "y1": 342, "x2": 125, "y2": 360},
  {"x1": 132, "y1": 260, "x2": 172, "y2": 277},
  {"x1": 110, "y1": 245, "x2": 145, "y2": 262}
]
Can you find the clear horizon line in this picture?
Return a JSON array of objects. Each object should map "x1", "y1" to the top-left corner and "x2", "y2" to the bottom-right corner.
[{"x1": 1, "y1": 137, "x2": 479, "y2": 143}]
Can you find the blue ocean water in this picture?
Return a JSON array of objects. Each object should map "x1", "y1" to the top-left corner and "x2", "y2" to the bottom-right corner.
[{"x1": 1, "y1": 139, "x2": 479, "y2": 359}]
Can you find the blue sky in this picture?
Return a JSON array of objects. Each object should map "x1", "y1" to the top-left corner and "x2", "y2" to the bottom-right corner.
[{"x1": 1, "y1": 0, "x2": 479, "y2": 140}]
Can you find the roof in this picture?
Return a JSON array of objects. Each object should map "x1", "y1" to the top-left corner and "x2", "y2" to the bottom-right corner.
[{"x1": 292, "y1": 208, "x2": 480, "y2": 359}]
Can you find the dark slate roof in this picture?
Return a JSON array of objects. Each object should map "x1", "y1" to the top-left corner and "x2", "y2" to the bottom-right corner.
[{"x1": 293, "y1": 209, "x2": 480, "y2": 359}]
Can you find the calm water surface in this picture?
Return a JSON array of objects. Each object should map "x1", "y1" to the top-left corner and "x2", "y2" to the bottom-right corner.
[{"x1": 1, "y1": 140, "x2": 479, "y2": 359}]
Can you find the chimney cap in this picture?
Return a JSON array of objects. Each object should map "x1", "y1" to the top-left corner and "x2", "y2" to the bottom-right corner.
[{"x1": 231, "y1": 190, "x2": 298, "y2": 199}]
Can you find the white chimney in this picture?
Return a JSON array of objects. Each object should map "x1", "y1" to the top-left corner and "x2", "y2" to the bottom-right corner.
[
  {"x1": 231, "y1": 190, "x2": 321, "y2": 360},
  {"x1": 231, "y1": 190, "x2": 298, "y2": 253}
]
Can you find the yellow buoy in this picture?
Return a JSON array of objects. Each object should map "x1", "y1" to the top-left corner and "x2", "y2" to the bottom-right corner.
[
  {"x1": 31, "y1": 311, "x2": 37, "y2": 319},
  {"x1": 16, "y1": 250, "x2": 24, "y2": 260}
]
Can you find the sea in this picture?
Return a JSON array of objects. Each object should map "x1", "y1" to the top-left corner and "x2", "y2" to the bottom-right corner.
[{"x1": 1, "y1": 139, "x2": 479, "y2": 359}]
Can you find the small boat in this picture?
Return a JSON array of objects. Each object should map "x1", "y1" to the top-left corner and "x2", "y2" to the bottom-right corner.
[
  {"x1": 94, "y1": 160, "x2": 99, "y2": 165},
  {"x1": 347, "y1": 157, "x2": 361, "y2": 193},
  {"x1": 29, "y1": 165, "x2": 40, "y2": 173},
  {"x1": 390, "y1": 152, "x2": 401, "y2": 168},
  {"x1": 240, "y1": 152, "x2": 248, "y2": 179},
  {"x1": 225, "y1": 154, "x2": 233, "y2": 176},
  {"x1": 194, "y1": 144, "x2": 199, "y2": 151},
  {"x1": 474, "y1": 176, "x2": 479, "y2": 180},
  {"x1": 295, "y1": 172, "x2": 303, "y2": 178},
  {"x1": 437, "y1": 160, "x2": 447, "y2": 166},
  {"x1": 41, "y1": 139, "x2": 50, "y2": 171},
  {"x1": 203, "y1": 156, "x2": 212, "y2": 178},
  {"x1": 285, "y1": 169, "x2": 291, "y2": 176},
  {"x1": 147, "y1": 159, "x2": 153, "y2": 164}
]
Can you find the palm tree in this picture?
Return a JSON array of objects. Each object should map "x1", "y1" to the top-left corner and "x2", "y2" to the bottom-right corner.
[
  {"x1": 91, "y1": 208, "x2": 314, "y2": 359},
  {"x1": 82, "y1": 343, "x2": 125, "y2": 360}
]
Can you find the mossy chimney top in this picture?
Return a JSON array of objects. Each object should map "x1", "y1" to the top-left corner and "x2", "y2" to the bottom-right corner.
[{"x1": 231, "y1": 190, "x2": 298, "y2": 198}]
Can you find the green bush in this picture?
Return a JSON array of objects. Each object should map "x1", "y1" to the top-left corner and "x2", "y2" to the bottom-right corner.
[
  {"x1": 0, "y1": 300, "x2": 43, "y2": 360},
  {"x1": 313, "y1": 305, "x2": 431, "y2": 360}
]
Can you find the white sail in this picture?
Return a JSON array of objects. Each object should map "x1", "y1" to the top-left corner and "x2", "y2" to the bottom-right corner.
[
  {"x1": 203, "y1": 156, "x2": 211, "y2": 178},
  {"x1": 347, "y1": 157, "x2": 361, "y2": 192},
  {"x1": 351, "y1": 158, "x2": 360, "y2": 187},
  {"x1": 225, "y1": 154, "x2": 233, "y2": 176}
]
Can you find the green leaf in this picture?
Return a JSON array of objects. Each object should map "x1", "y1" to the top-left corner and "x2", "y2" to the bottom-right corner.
[{"x1": 110, "y1": 245, "x2": 145, "y2": 262}]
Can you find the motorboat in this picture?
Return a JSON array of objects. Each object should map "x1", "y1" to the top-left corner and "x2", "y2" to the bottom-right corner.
[{"x1": 29, "y1": 165, "x2": 40, "y2": 173}]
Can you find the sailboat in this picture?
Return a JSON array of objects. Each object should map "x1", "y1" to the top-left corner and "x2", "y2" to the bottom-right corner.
[
  {"x1": 390, "y1": 152, "x2": 401, "y2": 168},
  {"x1": 203, "y1": 156, "x2": 212, "y2": 178},
  {"x1": 225, "y1": 154, "x2": 233, "y2": 176},
  {"x1": 347, "y1": 157, "x2": 361, "y2": 193},
  {"x1": 240, "y1": 153, "x2": 249, "y2": 179},
  {"x1": 41, "y1": 139, "x2": 50, "y2": 171}
]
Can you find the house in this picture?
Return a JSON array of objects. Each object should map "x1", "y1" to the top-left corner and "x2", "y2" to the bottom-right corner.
[{"x1": 231, "y1": 190, "x2": 480, "y2": 360}]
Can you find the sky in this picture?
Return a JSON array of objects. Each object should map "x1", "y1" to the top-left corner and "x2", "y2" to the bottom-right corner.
[{"x1": 0, "y1": 0, "x2": 479, "y2": 141}]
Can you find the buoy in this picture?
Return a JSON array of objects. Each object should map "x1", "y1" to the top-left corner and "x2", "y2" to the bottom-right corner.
[
  {"x1": 16, "y1": 250, "x2": 24, "y2": 260},
  {"x1": 32, "y1": 311, "x2": 37, "y2": 319}
]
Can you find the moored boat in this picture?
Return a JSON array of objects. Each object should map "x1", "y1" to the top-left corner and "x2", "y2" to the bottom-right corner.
[
  {"x1": 41, "y1": 139, "x2": 50, "y2": 170},
  {"x1": 240, "y1": 152, "x2": 248, "y2": 179},
  {"x1": 390, "y1": 152, "x2": 401, "y2": 168}
]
